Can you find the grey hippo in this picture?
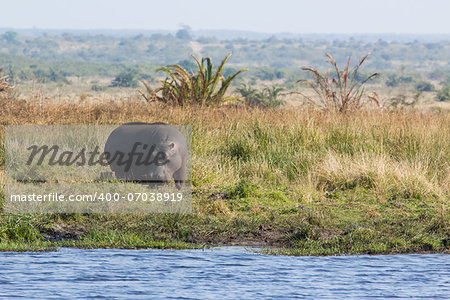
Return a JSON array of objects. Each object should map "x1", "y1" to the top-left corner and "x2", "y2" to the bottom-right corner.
[{"x1": 104, "y1": 122, "x2": 188, "y2": 189}]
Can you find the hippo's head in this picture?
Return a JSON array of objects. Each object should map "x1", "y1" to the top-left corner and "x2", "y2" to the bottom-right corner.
[{"x1": 143, "y1": 139, "x2": 184, "y2": 186}]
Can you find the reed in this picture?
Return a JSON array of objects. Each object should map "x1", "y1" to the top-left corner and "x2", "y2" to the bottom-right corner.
[{"x1": 298, "y1": 53, "x2": 379, "y2": 112}]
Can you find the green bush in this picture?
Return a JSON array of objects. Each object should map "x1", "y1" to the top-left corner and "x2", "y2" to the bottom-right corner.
[
  {"x1": 139, "y1": 53, "x2": 247, "y2": 106},
  {"x1": 32, "y1": 68, "x2": 70, "y2": 84},
  {"x1": 386, "y1": 74, "x2": 414, "y2": 87},
  {"x1": 437, "y1": 85, "x2": 450, "y2": 101},
  {"x1": 91, "y1": 84, "x2": 106, "y2": 91},
  {"x1": 415, "y1": 81, "x2": 435, "y2": 92},
  {"x1": 254, "y1": 67, "x2": 286, "y2": 81},
  {"x1": 111, "y1": 71, "x2": 137, "y2": 88},
  {"x1": 236, "y1": 83, "x2": 285, "y2": 108},
  {"x1": 175, "y1": 29, "x2": 192, "y2": 41}
]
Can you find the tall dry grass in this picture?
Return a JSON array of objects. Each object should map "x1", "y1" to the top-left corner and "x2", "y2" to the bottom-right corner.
[
  {"x1": 1, "y1": 99, "x2": 449, "y2": 205},
  {"x1": 0, "y1": 71, "x2": 9, "y2": 94},
  {"x1": 0, "y1": 68, "x2": 14, "y2": 102}
]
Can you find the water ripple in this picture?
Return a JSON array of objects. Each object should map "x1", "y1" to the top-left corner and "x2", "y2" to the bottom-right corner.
[{"x1": 0, "y1": 247, "x2": 448, "y2": 299}]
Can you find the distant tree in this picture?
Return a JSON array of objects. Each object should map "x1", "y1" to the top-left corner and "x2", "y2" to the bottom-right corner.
[
  {"x1": 62, "y1": 32, "x2": 73, "y2": 41},
  {"x1": 386, "y1": 74, "x2": 414, "y2": 87},
  {"x1": 375, "y1": 39, "x2": 388, "y2": 47},
  {"x1": 32, "y1": 68, "x2": 70, "y2": 84},
  {"x1": 196, "y1": 36, "x2": 217, "y2": 44},
  {"x1": 111, "y1": 71, "x2": 137, "y2": 88},
  {"x1": 225, "y1": 43, "x2": 234, "y2": 51},
  {"x1": 150, "y1": 33, "x2": 166, "y2": 40},
  {"x1": 176, "y1": 29, "x2": 192, "y2": 40},
  {"x1": 264, "y1": 36, "x2": 279, "y2": 44},
  {"x1": 1, "y1": 31, "x2": 18, "y2": 43},
  {"x1": 255, "y1": 67, "x2": 286, "y2": 81},
  {"x1": 380, "y1": 53, "x2": 390, "y2": 60},
  {"x1": 90, "y1": 80, "x2": 105, "y2": 91},
  {"x1": 415, "y1": 81, "x2": 435, "y2": 92},
  {"x1": 428, "y1": 69, "x2": 445, "y2": 81},
  {"x1": 437, "y1": 85, "x2": 450, "y2": 101},
  {"x1": 222, "y1": 67, "x2": 240, "y2": 78},
  {"x1": 177, "y1": 59, "x2": 197, "y2": 72},
  {"x1": 146, "y1": 44, "x2": 157, "y2": 54}
]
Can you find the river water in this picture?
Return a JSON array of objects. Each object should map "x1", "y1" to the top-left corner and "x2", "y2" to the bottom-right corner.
[{"x1": 0, "y1": 247, "x2": 448, "y2": 299}]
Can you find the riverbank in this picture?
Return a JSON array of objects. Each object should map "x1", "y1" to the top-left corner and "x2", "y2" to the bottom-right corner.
[{"x1": 0, "y1": 101, "x2": 449, "y2": 255}]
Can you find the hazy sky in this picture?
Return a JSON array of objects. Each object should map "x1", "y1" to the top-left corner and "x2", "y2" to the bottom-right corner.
[{"x1": 1, "y1": 0, "x2": 449, "y2": 34}]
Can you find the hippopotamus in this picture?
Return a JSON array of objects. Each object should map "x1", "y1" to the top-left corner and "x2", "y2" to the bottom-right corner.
[{"x1": 104, "y1": 122, "x2": 188, "y2": 189}]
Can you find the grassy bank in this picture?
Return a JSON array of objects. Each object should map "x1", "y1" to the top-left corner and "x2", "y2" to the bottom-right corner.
[{"x1": 0, "y1": 101, "x2": 449, "y2": 255}]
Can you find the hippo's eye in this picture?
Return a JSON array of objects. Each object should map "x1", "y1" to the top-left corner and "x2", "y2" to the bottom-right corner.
[{"x1": 169, "y1": 142, "x2": 175, "y2": 150}]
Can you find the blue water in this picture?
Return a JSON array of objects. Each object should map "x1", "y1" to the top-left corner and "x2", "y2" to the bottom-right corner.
[{"x1": 0, "y1": 247, "x2": 448, "y2": 299}]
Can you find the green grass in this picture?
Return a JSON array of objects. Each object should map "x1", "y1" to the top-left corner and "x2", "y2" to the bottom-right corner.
[
  {"x1": 59, "y1": 229, "x2": 201, "y2": 250},
  {"x1": 0, "y1": 240, "x2": 56, "y2": 252}
]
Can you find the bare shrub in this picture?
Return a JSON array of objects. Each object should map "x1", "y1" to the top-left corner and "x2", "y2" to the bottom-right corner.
[{"x1": 298, "y1": 53, "x2": 379, "y2": 113}]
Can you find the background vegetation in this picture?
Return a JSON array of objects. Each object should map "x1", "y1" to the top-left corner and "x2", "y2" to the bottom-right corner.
[{"x1": 1, "y1": 30, "x2": 450, "y2": 96}]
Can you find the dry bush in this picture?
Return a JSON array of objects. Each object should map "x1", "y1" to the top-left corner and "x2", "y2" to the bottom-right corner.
[
  {"x1": 0, "y1": 72, "x2": 9, "y2": 93},
  {"x1": 0, "y1": 68, "x2": 14, "y2": 102},
  {"x1": 298, "y1": 53, "x2": 379, "y2": 113}
]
